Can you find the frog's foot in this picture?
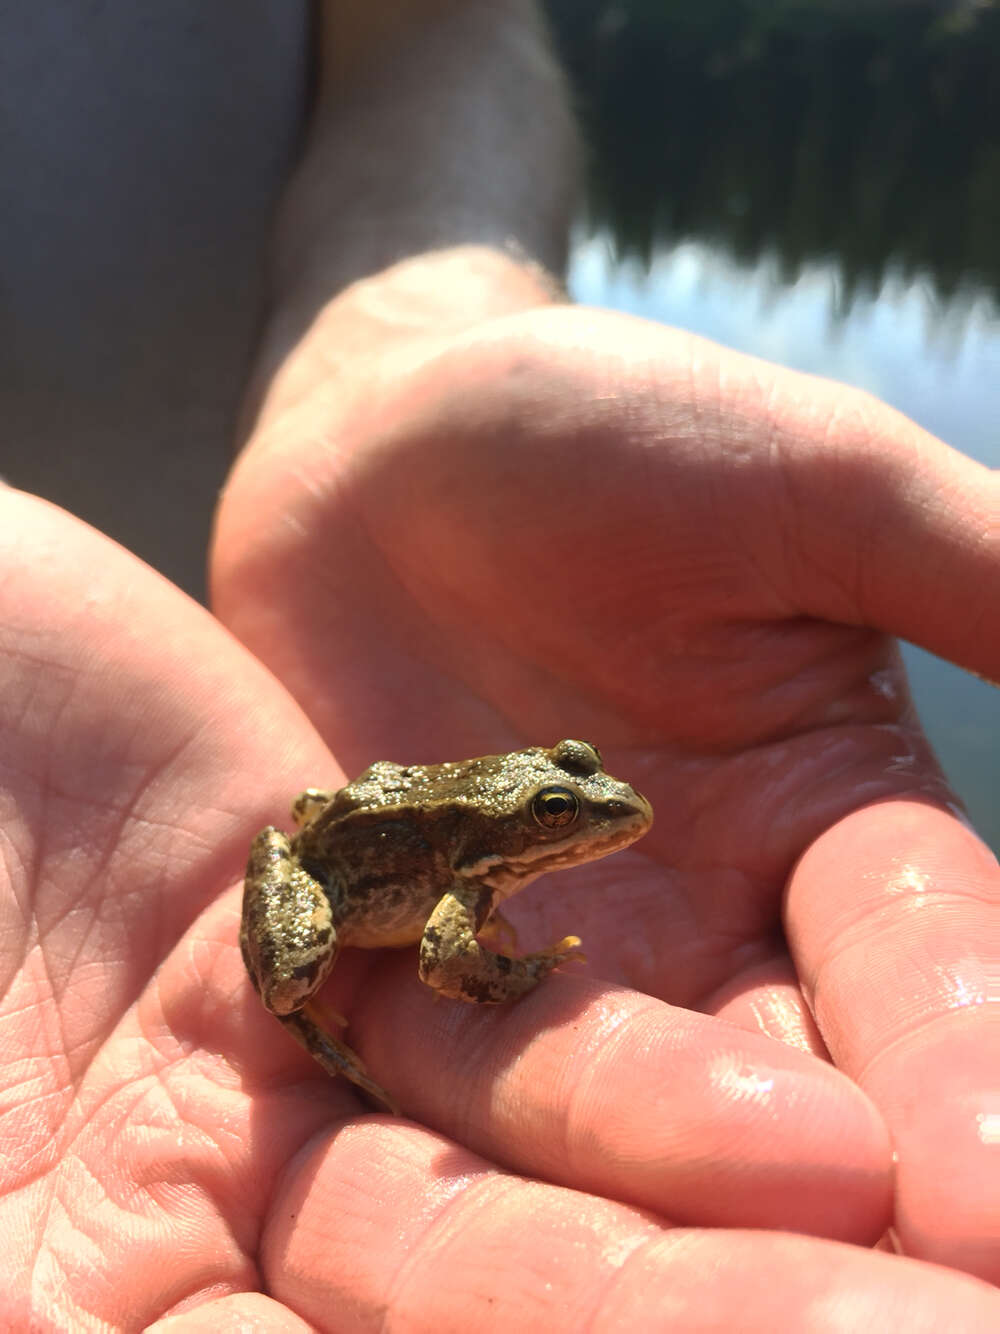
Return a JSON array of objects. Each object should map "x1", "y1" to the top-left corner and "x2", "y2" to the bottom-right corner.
[
  {"x1": 279, "y1": 1003, "x2": 400, "y2": 1115},
  {"x1": 419, "y1": 886, "x2": 585, "y2": 1004}
]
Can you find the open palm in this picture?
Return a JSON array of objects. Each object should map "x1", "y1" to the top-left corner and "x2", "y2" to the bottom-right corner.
[{"x1": 0, "y1": 488, "x2": 909, "y2": 1330}]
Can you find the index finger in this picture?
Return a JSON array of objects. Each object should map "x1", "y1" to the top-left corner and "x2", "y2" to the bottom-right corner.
[{"x1": 335, "y1": 953, "x2": 893, "y2": 1243}]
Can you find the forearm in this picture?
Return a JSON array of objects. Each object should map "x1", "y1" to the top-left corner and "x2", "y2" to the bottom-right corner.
[{"x1": 247, "y1": 0, "x2": 579, "y2": 427}]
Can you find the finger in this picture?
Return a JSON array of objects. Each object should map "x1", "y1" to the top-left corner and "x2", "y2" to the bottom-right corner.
[
  {"x1": 147, "y1": 1294, "x2": 312, "y2": 1333},
  {"x1": 513, "y1": 310, "x2": 1000, "y2": 682},
  {"x1": 345, "y1": 956, "x2": 892, "y2": 1243},
  {"x1": 262, "y1": 1119, "x2": 1000, "y2": 1333},
  {"x1": 709, "y1": 956, "x2": 829, "y2": 1056},
  {"x1": 161, "y1": 888, "x2": 885, "y2": 1242},
  {"x1": 787, "y1": 798, "x2": 1000, "y2": 1281},
  {"x1": 754, "y1": 366, "x2": 999, "y2": 682}
]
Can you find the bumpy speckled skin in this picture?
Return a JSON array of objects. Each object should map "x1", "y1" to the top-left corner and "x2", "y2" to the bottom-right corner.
[{"x1": 240, "y1": 739, "x2": 653, "y2": 1112}]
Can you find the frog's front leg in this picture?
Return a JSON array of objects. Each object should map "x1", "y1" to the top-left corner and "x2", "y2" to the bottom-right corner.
[
  {"x1": 418, "y1": 881, "x2": 583, "y2": 1004},
  {"x1": 291, "y1": 788, "x2": 338, "y2": 829},
  {"x1": 241, "y1": 828, "x2": 398, "y2": 1114}
]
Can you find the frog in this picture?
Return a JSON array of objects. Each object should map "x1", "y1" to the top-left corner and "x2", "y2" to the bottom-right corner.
[{"x1": 240, "y1": 738, "x2": 653, "y2": 1113}]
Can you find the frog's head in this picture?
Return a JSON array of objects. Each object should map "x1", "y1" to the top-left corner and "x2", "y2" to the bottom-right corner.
[{"x1": 455, "y1": 739, "x2": 653, "y2": 897}]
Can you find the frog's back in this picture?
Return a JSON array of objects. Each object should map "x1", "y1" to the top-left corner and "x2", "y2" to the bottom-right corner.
[{"x1": 293, "y1": 766, "x2": 469, "y2": 949}]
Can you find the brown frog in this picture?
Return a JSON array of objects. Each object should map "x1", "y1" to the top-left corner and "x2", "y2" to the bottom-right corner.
[{"x1": 240, "y1": 739, "x2": 653, "y2": 1112}]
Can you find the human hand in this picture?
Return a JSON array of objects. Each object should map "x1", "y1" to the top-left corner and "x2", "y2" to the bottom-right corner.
[
  {"x1": 6, "y1": 487, "x2": 1000, "y2": 1329},
  {"x1": 212, "y1": 266, "x2": 1000, "y2": 1285}
]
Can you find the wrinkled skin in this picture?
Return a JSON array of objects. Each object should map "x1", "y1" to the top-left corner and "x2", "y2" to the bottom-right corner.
[{"x1": 4, "y1": 294, "x2": 999, "y2": 1327}]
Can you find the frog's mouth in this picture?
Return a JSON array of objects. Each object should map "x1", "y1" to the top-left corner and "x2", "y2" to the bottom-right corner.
[{"x1": 467, "y1": 798, "x2": 653, "y2": 894}]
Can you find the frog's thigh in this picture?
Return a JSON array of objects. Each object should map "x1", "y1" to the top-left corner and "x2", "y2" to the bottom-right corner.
[
  {"x1": 241, "y1": 827, "x2": 338, "y2": 1015},
  {"x1": 419, "y1": 882, "x2": 582, "y2": 1004}
]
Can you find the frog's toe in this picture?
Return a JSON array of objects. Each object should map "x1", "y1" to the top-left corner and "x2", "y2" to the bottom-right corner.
[
  {"x1": 312, "y1": 997, "x2": 349, "y2": 1028},
  {"x1": 529, "y1": 935, "x2": 586, "y2": 968},
  {"x1": 546, "y1": 934, "x2": 583, "y2": 959},
  {"x1": 283, "y1": 1005, "x2": 400, "y2": 1115}
]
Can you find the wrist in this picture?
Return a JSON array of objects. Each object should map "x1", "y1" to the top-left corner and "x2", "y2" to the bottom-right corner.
[{"x1": 239, "y1": 0, "x2": 578, "y2": 440}]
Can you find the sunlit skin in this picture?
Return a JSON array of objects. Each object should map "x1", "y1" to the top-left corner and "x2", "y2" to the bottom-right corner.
[
  {"x1": 209, "y1": 245, "x2": 999, "y2": 1319},
  {"x1": 4, "y1": 281, "x2": 1000, "y2": 1323},
  {"x1": 5, "y1": 0, "x2": 1000, "y2": 1325}
]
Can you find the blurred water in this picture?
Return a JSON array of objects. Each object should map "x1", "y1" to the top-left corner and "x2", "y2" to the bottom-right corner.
[{"x1": 569, "y1": 234, "x2": 999, "y2": 849}]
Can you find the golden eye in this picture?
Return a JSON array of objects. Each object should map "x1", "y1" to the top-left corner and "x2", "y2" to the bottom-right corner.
[{"x1": 532, "y1": 785, "x2": 580, "y2": 829}]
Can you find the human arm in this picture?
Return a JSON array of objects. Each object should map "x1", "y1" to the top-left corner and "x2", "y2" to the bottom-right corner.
[{"x1": 242, "y1": 0, "x2": 577, "y2": 429}]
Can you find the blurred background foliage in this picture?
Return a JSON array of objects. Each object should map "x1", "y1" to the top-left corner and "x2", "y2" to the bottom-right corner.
[{"x1": 544, "y1": 0, "x2": 1000, "y2": 316}]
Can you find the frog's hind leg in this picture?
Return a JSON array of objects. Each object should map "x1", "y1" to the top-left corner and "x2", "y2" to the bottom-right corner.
[
  {"x1": 419, "y1": 882, "x2": 583, "y2": 1004},
  {"x1": 242, "y1": 827, "x2": 399, "y2": 1113},
  {"x1": 241, "y1": 826, "x2": 339, "y2": 1016},
  {"x1": 279, "y1": 1005, "x2": 400, "y2": 1115}
]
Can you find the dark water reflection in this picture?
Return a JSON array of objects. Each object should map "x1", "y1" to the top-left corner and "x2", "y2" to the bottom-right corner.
[
  {"x1": 548, "y1": 2, "x2": 1000, "y2": 848},
  {"x1": 547, "y1": 0, "x2": 1000, "y2": 318}
]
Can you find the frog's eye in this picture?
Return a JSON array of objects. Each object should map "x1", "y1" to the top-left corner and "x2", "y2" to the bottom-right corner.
[{"x1": 532, "y1": 785, "x2": 580, "y2": 829}]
